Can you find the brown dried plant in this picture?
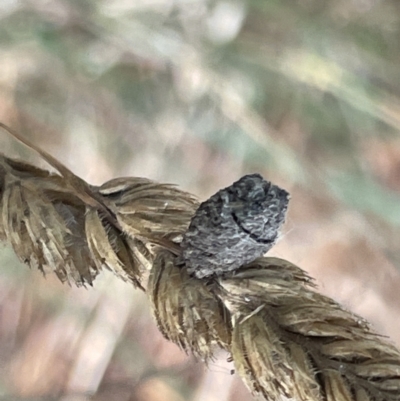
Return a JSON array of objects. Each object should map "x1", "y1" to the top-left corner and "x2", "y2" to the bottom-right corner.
[{"x1": 1, "y1": 122, "x2": 400, "y2": 401}]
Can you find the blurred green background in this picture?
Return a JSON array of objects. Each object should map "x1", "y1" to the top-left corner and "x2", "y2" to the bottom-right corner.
[{"x1": 1, "y1": 1, "x2": 400, "y2": 400}]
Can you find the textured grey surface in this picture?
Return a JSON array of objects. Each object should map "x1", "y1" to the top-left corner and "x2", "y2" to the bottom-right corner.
[{"x1": 180, "y1": 174, "x2": 289, "y2": 278}]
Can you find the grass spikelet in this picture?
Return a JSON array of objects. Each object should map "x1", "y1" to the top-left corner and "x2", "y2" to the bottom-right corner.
[
  {"x1": 85, "y1": 207, "x2": 142, "y2": 288},
  {"x1": 232, "y1": 307, "x2": 321, "y2": 401},
  {"x1": 148, "y1": 249, "x2": 231, "y2": 360},
  {"x1": 220, "y1": 257, "x2": 400, "y2": 401},
  {"x1": 98, "y1": 177, "x2": 198, "y2": 241},
  {"x1": 0, "y1": 155, "x2": 99, "y2": 285}
]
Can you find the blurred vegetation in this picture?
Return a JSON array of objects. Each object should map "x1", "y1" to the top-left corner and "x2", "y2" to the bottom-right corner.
[{"x1": 1, "y1": 1, "x2": 400, "y2": 400}]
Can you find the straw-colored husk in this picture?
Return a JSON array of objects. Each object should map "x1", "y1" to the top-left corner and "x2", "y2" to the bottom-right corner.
[
  {"x1": 0, "y1": 155, "x2": 98, "y2": 285},
  {"x1": 219, "y1": 257, "x2": 400, "y2": 401},
  {"x1": 148, "y1": 249, "x2": 231, "y2": 360},
  {"x1": 98, "y1": 176, "x2": 198, "y2": 241}
]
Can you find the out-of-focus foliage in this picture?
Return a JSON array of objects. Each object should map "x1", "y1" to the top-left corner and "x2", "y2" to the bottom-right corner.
[{"x1": 1, "y1": 1, "x2": 400, "y2": 400}]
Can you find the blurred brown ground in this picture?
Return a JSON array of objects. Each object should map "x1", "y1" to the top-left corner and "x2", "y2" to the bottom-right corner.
[{"x1": 1, "y1": 1, "x2": 400, "y2": 400}]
